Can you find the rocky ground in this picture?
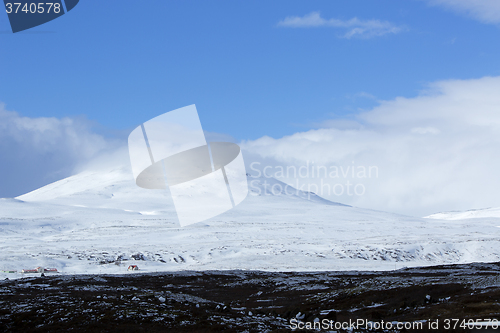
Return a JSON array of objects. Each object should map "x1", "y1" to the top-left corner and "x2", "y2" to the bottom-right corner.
[{"x1": 1, "y1": 262, "x2": 500, "y2": 332}]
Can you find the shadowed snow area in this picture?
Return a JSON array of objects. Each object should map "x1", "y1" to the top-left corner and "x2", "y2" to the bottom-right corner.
[{"x1": 1, "y1": 164, "x2": 499, "y2": 277}]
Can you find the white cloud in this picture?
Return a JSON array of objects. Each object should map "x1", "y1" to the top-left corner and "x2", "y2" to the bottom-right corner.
[
  {"x1": 410, "y1": 127, "x2": 440, "y2": 134},
  {"x1": 426, "y1": 0, "x2": 500, "y2": 24},
  {"x1": 242, "y1": 76, "x2": 500, "y2": 217},
  {"x1": 0, "y1": 104, "x2": 121, "y2": 197},
  {"x1": 277, "y1": 12, "x2": 404, "y2": 38}
]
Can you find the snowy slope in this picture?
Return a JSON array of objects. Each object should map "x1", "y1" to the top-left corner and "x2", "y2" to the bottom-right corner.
[
  {"x1": 1, "y1": 164, "x2": 500, "y2": 277},
  {"x1": 425, "y1": 207, "x2": 500, "y2": 220}
]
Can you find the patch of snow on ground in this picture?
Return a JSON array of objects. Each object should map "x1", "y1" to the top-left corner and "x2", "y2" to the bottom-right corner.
[{"x1": 0, "y1": 166, "x2": 499, "y2": 278}]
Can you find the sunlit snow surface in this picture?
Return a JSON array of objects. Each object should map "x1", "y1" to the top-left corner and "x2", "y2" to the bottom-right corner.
[
  {"x1": 426, "y1": 207, "x2": 500, "y2": 220},
  {"x1": 1, "y1": 166, "x2": 499, "y2": 279}
]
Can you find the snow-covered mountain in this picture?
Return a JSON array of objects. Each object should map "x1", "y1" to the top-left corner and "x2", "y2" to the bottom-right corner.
[{"x1": 1, "y1": 165, "x2": 500, "y2": 277}]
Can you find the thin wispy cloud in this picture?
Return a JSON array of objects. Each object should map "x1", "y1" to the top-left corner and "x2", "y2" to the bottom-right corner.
[
  {"x1": 427, "y1": 0, "x2": 500, "y2": 24},
  {"x1": 277, "y1": 12, "x2": 404, "y2": 38}
]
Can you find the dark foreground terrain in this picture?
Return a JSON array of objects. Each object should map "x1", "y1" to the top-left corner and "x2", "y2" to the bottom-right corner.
[{"x1": 1, "y1": 263, "x2": 500, "y2": 332}]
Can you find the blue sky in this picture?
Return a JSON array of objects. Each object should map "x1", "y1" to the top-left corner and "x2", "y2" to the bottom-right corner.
[
  {"x1": 2, "y1": 0, "x2": 500, "y2": 216},
  {"x1": 1, "y1": 0, "x2": 499, "y2": 140}
]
